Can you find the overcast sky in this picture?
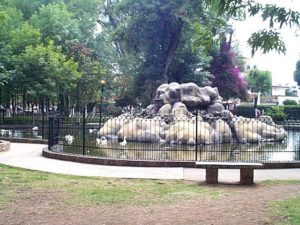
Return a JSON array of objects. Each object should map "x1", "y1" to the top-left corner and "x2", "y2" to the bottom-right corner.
[{"x1": 232, "y1": 0, "x2": 300, "y2": 86}]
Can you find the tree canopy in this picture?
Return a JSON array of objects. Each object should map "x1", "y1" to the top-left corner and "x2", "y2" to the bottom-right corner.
[
  {"x1": 246, "y1": 68, "x2": 272, "y2": 95},
  {"x1": 0, "y1": 0, "x2": 299, "y2": 111}
]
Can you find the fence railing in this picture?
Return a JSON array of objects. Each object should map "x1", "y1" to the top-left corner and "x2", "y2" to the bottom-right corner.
[
  {"x1": 0, "y1": 109, "x2": 299, "y2": 163},
  {"x1": 47, "y1": 112, "x2": 300, "y2": 163}
]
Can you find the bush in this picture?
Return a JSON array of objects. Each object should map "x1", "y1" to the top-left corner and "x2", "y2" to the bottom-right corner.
[
  {"x1": 265, "y1": 106, "x2": 286, "y2": 121},
  {"x1": 283, "y1": 99, "x2": 297, "y2": 105}
]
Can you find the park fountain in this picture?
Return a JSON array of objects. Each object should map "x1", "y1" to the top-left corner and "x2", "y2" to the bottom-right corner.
[{"x1": 99, "y1": 82, "x2": 287, "y2": 145}]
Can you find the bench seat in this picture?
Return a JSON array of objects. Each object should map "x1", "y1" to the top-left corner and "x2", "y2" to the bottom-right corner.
[{"x1": 195, "y1": 161, "x2": 264, "y2": 185}]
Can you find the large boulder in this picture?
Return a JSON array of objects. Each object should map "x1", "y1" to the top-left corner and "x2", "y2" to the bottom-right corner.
[
  {"x1": 155, "y1": 83, "x2": 169, "y2": 104},
  {"x1": 99, "y1": 116, "x2": 130, "y2": 137},
  {"x1": 180, "y1": 83, "x2": 202, "y2": 108},
  {"x1": 155, "y1": 83, "x2": 222, "y2": 110},
  {"x1": 211, "y1": 119, "x2": 232, "y2": 144},
  {"x1": 117, "y1": 118, "x2": 161, "y2": 142},
  {"x1": 165, "y1": 82, "x2": 181, "y2": 104},
  {"x1": 158, "y1": 104, "x2": 172, "y2": 117},
  {"x1": 231, "y1": 117, "x2": 286, "y2": 143},
  {"x1": 198, "y1": 86, "x2": 219, "y2": 106},
  {"x1": 165, "y1": 120, "x2": 212, "y2": 145},
  {"x1": 207, "y1": 102, "x2": 225, "y2": 114},
  {"x1": 171, "y1": 102, "x2": 188, "y2": 116}
]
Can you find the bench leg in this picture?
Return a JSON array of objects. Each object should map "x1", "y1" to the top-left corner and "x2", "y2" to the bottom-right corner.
[
  {"x1": 240, "y1": 168, "x2": 254, "y2": 185},
  {"x1": 206, "y1": 168, "x2": 218, "y2": 184}
]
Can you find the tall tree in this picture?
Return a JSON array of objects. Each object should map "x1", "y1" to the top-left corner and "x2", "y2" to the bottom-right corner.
[
  {"x1": 294, "y1": 60, "x2": 300, "y2": 86},
  {"x1": 99, "y1": 0, "x2": 214, "y2": 104},
  {"x1": 14, "y1": 41, "x2": 81, "y2": 113},
  {"x1": 30, "y1": 3, "x2": 79, "y2": 47},
  {"x1": 210, "y1": 39, "x2": 247, "y2": 99},
  {"x1": 246, "y1": 68, "x2": 272, "y2": 95}
]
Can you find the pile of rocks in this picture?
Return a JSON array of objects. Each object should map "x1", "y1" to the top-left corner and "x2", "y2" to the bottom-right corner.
[{"x1": 99, "y1": 82, "x2": 287, "y2": 145}]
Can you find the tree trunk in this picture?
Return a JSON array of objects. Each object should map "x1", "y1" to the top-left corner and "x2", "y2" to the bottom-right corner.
[{"x1": 161, "y1": 18, "x2": 184, "y2": 82}]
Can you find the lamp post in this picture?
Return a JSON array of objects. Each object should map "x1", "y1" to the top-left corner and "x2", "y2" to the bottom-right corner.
[{"x1": 99, "y1": 79, "x2": 106, "y2": 127}]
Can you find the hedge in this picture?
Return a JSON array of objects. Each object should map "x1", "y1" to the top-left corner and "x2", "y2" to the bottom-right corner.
[{"x1": 236, "y1": 105, "x2": 300, "y2": 119}]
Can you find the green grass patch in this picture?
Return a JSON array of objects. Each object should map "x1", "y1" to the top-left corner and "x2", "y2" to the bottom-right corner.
[
  {"x1": 0, "y1": 164, "x2": 221, "y2": 207},
  {"x1": 268, "y1": 196, "x2": 300, "y2": 225}
]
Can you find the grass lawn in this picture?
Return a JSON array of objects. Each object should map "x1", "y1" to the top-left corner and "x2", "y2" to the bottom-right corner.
[
  {"x1": 1, "y1": 163, "x2": 300, "y2": 225},
  {"x1": 268, "y1": 197, "x2": 300, "y2": 225},
  {"x1": 0, "y1": 164, "x2": 221, "y2": 207}
]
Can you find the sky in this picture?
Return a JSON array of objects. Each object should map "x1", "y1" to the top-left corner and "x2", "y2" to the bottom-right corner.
[{"x1": 231, "y1": 0, "x2": 300, "y2": 86}]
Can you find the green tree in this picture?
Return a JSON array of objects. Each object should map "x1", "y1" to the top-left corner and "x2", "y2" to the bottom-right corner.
[
  {"x1": 294, "y1": 60, "x2": 300, "y2": 86},
  {"x1": 8, "y1": 0, "x2": 59, "y2": 19},
  {"x1": 99, "y1": 0, "x2": 215, "y2": 104},
  {"x1": 207, "y1": 0, "x2": 300, "y2": 56},
  {"x1": 0, "y1": 6, "x2": 23, "y2": 106},
  {"x1": 246, "y1": 68, "x2": 272, "y2": 95},
  {"x1": 30, "y1": 3, "x2": 79, "y2": 47},
  {"x1": 10, "y1": 22, "x2": 41, "y2": 54},
  {"x1": 14, "y1": 41, "x2": 81, "y2": 113}
]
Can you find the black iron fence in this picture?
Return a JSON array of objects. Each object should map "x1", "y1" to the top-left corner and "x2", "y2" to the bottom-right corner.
[
  {"x1": 47, "y1": 112, "x2": 300, "y2": 163},
  {"x1": 0, "y1": 108, "x2": 299, "y2": 163},
  {"x1": 0, "y1": 111, "x2": 49, "y2": 139}
]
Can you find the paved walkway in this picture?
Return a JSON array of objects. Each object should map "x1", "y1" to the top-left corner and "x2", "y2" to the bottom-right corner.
[{"x1": 1, "y1": 143, "x2": 300, "y2": 182}]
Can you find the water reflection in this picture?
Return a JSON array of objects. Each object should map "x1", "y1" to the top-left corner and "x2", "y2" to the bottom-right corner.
[
  {"x1": 3, "y1": 128, "x2": 299, "y2": 162},
  {"x1": 0, "y1": 129, "x2": 45, "y2": 139},
  {"x1": 60, "y1": 130, "x2": 300, "y2": 162}
]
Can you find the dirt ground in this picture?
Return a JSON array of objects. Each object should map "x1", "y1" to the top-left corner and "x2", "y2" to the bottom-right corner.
[{"x1": 1, "y1": 183, "x2": 300, "y2": 225}]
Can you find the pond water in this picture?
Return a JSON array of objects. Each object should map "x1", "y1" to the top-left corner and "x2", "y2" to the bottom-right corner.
[
  {"x1": 59, "y1": 130, "x2": 300, "y2": 163},
  {"x1": 0, "y1": 129, "x2": 46, "y2": 139},
  {"x1": 1, "y1": 127, "x2": 299, "y2": 162}
]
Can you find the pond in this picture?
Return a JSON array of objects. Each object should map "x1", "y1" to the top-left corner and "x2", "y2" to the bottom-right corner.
[
  {"x1": 1, "y1": 127, "x2": 299, "y2": 163},
  {"x1": 58, "y1": 130, "x2": 300, "y2": 163}
]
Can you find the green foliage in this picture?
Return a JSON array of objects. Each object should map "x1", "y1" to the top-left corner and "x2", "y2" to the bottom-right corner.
[
  {"x1": 265, "y1": 106, "x2": 286, "y2": 121},
  {"x1": 8, "y1": 0, "x2": 60, "y2": 19},
  {"x1": 283, "y1": 99, "x2": 297, "y2": 106},
  {"x1": 248, "y1": 29, "x2": 286, "y2": 56},
  {"x1": 14, "y1": 41, "x2": 81, "y2": 100},
  {"x1": 30, "y1": 3, "x2": 79, "y2": 46},
  {"x1": 0, "y1": 0, "x2": 299, "y2": 111},
  {"x1": 246, "y1": 68, "x2": 272, "y2": 95},
  {"x1": 294, "y1": 60, "x2": 300, "y2": 86},
  {"x1": 103, "y1": 0, "x2": 214, "y2": 104},
  {"x1": 10, "y1": 22, "x2": 41, "y2": 54},
  {"x1": 208, "y1": 0, "x2": 300, "y2": 55}
]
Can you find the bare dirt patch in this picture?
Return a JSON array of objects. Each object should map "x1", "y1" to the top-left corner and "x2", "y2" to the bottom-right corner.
[{"x1": 1, "y1": 183, "x2": 300, "y2": 225}]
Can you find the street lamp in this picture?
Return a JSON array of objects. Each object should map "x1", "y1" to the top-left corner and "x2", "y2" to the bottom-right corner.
[{"x1": 99, "y1": 79, "x2": 106, "y2": 127}]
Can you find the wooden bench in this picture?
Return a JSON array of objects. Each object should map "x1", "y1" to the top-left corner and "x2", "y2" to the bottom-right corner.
[{"x1": 195, "y1": 161, "x2": 264, "y2": 185}]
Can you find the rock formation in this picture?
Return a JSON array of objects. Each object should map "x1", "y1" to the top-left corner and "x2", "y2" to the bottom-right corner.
[{"x1": 99, "y1": 82, "x2": 287, "y2": 145}]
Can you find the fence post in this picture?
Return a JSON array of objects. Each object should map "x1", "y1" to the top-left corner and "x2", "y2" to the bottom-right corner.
[
  {"x1": 48, "y1": 113, "x2": 53, "y2": 150},
  {"x1": 195, "y1": 110, "x2": 198, "y2": 161},
  {"x1": 82, "y1": 109, "x2": 86, "y2": 156},
  {"x1": 41, "y1": 101, "x2": 45, "y2": 138}
]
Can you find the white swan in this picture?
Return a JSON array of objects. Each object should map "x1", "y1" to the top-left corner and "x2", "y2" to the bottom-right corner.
[
  {"x1": 120, "y1": 136, "x2": 127, "y2": 147},
  {"x1": 89, "y1": 129, "x2": 97, "y2": 134},
  {"x1": 65, "y1": 135, "x2": 74, "y2": 145},
  {"x1": 96, "y1": 136, "x2": 107, "y2": 147},
  {"x1": 32, "y1": 126, "x2": 38, "y2": 131}
]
